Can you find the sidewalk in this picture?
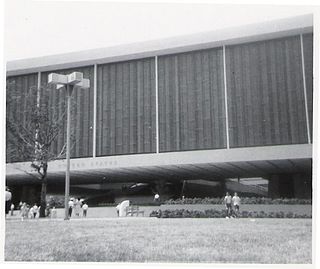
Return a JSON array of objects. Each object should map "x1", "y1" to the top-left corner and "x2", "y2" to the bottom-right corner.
[{"x1": 6, "y1": 205, "x2": 160, "y2": 220}]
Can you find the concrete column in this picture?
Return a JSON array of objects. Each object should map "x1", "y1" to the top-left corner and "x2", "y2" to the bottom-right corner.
[
  {"x1": 93, "y1": 64, "x2": 97, "y2": 157},
  {"x1": 300, "y1": 34, "x2": 311, "y2": 144},
  {"x1": 269, "y1": 174, "x2": 305, "y2": 198},
  {"x1": 222, "y1": 45, "x2": 230, "y2": 149},
  {"x1": 293, "y1": 174, "x2": 312, "y2": 199},
  {"x1": 180, "y1": 180, "x2": 187, "y2": 197},
  {"x1": 268, "y1": 175, "x2": 280, "y2": 198},
  {"x1": 278, "y1": 174, "x2": 294, "y2": 198}
]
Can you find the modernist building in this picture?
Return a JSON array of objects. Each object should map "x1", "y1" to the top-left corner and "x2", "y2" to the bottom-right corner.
[{"x1": 6, "y1": 15, "x2": 313, "y2": 204}]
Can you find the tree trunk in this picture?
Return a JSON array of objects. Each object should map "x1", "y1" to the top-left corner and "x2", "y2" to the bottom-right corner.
[
  {"x1": 39, "y1": 164, "x2": 48, "y2": 218},
  {"x1": 40, "y1": 177, "x2": 47, "y2": 217}
]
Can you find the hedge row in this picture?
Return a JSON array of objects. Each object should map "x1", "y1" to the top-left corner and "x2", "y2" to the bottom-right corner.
[
  {"x1": 150, "y1": 209, "x2": 311, "y2": 218},
  {"x1": 164, "y1": 197, "x2": 312, "y2": 205}
]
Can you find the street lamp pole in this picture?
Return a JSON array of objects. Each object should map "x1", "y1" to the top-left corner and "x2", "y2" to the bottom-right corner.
[
  {"x1": 64, "y1": 84, "x2": 72, "y2": 220},
  {"x1": 48, "y1": 72, "x2": 90, "y2": 220}
]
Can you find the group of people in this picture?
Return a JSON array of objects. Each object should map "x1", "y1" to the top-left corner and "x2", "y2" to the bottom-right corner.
[
  {"x1": 19, "y1": 202, "x2": 40, "y2": 220},
  {"x1": 68, "y1": 198, "x2": 88, "y2": 218},
  {"x1": 7, "y1": 186, "x2": 241, "y2": 220},
  {"x1": 224, "y1": 192, "x2": 241, "y2": 218},
  {"x1": 5, "y1": 189, "x2": 40, "y2": 220}
]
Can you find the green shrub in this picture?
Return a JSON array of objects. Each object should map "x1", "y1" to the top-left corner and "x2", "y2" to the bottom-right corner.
[
  {"x1": 286, "y1": 212, "x2": 294, "y2": 218},
  {"x1": 164, "y1": 197, "x2": 311, "y2": 205},
  {"x1": 150, "y1": 209, "x2": 311, "y2": 219}
]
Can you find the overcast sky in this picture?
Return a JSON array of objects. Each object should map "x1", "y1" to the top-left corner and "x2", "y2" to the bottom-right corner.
[{"x1": 4, "y1": 1, "x2": 318, "y2": 61}]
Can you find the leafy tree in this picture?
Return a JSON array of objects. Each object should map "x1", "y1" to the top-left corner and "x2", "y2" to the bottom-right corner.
[{"x1": 6, "y1": 80, "x2": 73, "y2": 217}]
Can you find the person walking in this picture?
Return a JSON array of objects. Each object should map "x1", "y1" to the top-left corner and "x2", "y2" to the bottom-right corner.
[
  {"x1": 224, "y1": 192, "x2": 232, "y2": 218},
  {"x1": 74, "y1": 198, "x2": 81, "y2": 217},
  {"x1": 32, "y1": 204, "x2": 39, "y2": 218},
  {"x1": 82, "y1": 203, "x2": 88, "y2": 218},
  {"x1": 232, "y1": 192, "x2": 241, "y2": 217},
  {"x1": 51, "y1": 207, "x2": 57, "y2": 218},
  {"x1": 68, "y1": 199, "x2": 74, "y2": 218},
  {"x1": 116, "y1": 203, "x2": 120, "y2": 217},
  {"x1": 29, "y1": 206, "x2": 34, "y2": 218},
  {"x1": 10, "y1": 203, "x2": 15, "y2": 216},
  {"x1": 154, "y1": 193, "x2": 160, "y2": 205},
  {"x1": 20, "y1": 202, "x2": 28, "y2": 220},
  {"x1": 5, "y1": 187, "x2": 12, "y2": 217},
  {"x1": 18, "y1": 201, "x2": 23, "y2": 216}
]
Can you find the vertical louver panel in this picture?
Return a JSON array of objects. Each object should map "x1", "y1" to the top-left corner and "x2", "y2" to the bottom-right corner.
[
  {"x1": 302, "y1": 33, "x2": 313, "y2": 142},
  {"x1": 6, "y1": 73, "x2": 38, "y2": 162},
  {"x1": 96, "y1": 58, "x2": 156, "y2": 156},
  {"x1": 158, "y1": 47, "x2": 226, "y2": 152},
  {"x1": 41, "y1": 66, "x2": 94, "y2": 158},
  {"x1": 226, "y1": 35, "x2": 308, "y2": 147}
]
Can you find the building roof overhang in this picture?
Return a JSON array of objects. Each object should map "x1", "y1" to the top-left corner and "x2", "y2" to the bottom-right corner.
[
  {"x1": 6, "y1": 144, "x2": 312, "y2": 185},
  {"x1": 6, "y1": 14, "x2": 313, "y2": 77}
]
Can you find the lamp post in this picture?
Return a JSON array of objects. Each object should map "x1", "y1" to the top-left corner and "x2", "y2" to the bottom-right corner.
[{"x1": 48, "y1": 72, "x2": 90, "y2": 220}]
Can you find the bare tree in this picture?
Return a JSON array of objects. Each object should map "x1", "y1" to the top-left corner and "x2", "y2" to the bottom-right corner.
[{"x1": 6, "y1": 81, "x2": 74, "y2": 217}]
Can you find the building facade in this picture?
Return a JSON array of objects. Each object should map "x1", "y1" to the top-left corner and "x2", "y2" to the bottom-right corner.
[{"x1": 6, "y1": 15, "x2": 313, "y2": 204}]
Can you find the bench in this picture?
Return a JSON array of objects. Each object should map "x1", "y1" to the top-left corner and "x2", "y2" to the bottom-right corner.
[{"x1": 125, "y1": 205, "x2": 144, "y2": 217}]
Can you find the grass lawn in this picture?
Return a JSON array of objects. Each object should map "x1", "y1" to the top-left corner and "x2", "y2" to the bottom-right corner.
[{"x1": 5, "y1": 218, "x2": 312, "y2": 263}]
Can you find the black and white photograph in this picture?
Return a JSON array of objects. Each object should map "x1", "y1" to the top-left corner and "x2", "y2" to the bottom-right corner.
[{"x1": 2, "y1": 0, "x2": 319, "y2": 267}]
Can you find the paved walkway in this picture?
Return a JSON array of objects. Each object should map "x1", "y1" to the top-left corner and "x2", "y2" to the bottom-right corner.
[
  {"x1": 5, "y1": 205, "x2": 160, "y2": 220},
  {"x1": 5, "y1": 217, "x2": 158, "y2": 223}
]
